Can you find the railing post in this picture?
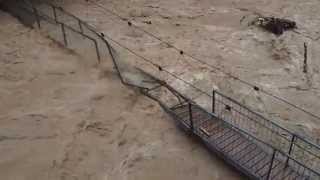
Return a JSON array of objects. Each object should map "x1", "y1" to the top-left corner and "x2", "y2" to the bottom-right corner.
[
  {"x1": 286, "y1": 135, "x2": 296, "y2": 167},
  {"x1": 61, "y1": 24, "x2": 68, "y2": 46},
  {"x1": 92, "y1": 39, "x2": 101, "y2": 63},
  {"x1": 188, "y1": 103, "x2": 194, "y2": 131},
  {"x1": 266, "y1": 150, "x2": 276, "y2": 180},
  {"x1": 212, "y1": 90, "x2": 216, "y2": 113},
  {"x1": 78, "y1": 20, "x2": 84, "y2": 34},
  {"x1": 52, "y1": 6, "x2": 58, "y2": 23},
  {"x1": 103, "y1": 39, "x2": 126, "y2": 84},
  {"x1": 30, "y1": 3, "x2": 40, "y2": 28}
]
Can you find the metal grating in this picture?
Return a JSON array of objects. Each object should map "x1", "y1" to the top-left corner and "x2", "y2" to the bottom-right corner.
[{"x1": 17, "y1": 1, "x2": 320, "y2": 179}]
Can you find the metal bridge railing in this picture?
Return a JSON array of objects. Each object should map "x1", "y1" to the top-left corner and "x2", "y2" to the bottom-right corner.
[
  {"x1": 212, "y1": 90, "x2": 320, "y2": 175},
  {"x1": 174, "y1": 100, "x2": 320, "y2": 179},
  {"x1": 18, "y1": 0, "x2": 320, "y2": 179},
  {"x1": 165, "y1": 96, "x2": 320, "y2": 179},
  {"x1": 20, "y1": 0, "x2": 135, "y2": 86}
]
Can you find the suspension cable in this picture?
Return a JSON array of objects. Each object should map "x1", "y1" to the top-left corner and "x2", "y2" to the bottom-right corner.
[{"x1": 88, "y1": 0, "x2": 320, "y2": 121}]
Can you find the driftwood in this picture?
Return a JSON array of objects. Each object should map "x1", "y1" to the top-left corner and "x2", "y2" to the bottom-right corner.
[{"x1": 253, "y1": 17, "x2": 297, "y2": 35}]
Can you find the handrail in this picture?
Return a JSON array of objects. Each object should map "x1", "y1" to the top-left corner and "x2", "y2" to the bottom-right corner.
[
  {"x1": 82, "y1": 0, "x2": 320, "y2": 153},
  {"x1": 191, "y1": 102, "x2": 320, "y2": 177},
  {"x1": 88, "y1": 0, "x2": 320, "y2": 123},
  {"x1": 23, "y1": 0, "x2": 320, "y2": 150},
  {"x1": 215, "y1": 98, "x2": 290, "y2": 139},
  {"x1": 20, "y1": 2, "x2": 101, "y2": 63},
  {"x1": 214, "y1": 90, "x2": 293, "y2": 136},
  {"x1": 18, "y1": 1, "x2": 320, "y2": 178},
  {"x1": 213, "y1": 90, "x2": 320, "y2": 173},
  {"x1": 214, "y1": 90, "x2": 320, "y2": 154}
]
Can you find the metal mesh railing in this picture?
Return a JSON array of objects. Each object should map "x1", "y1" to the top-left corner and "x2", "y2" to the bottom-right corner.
[
  {"x1": 213, "y1": 90, "x2": 320, "y2": 175},
  {"x1": 170, "y1": 101, "x2": 320, "y2": 179},
  {"x1": 20, "y1": 0, "x2": 118, "y2": 66},
  {"x1": 213, "y1": 90, "x2": 292, "y2": 151},
  {"x1": 17, "y1": 0, "x2": 320, "y2": 179}
]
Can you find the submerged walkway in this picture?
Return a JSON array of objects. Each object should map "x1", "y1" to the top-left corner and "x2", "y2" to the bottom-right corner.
[
  {"x1": 143, "y1": 82, "x2": 319, "y2": 180},
  {"x1": 171, "y1": 104, "x2": 307, "y2": 180},
  {"x1": 18, "y1": 1, "x2": 320, "y2": 179}
]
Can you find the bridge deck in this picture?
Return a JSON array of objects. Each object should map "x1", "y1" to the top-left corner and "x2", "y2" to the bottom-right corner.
[
  {"x1": 170, "y1": 104, "x2": 307, "y2": 180},
  {"x1": 18, "y1": 1, "x2": 320, "y2": 179}
]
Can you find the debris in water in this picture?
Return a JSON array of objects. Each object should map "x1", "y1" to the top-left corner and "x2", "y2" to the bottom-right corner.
[
  {"x1": 303, "y1": 42, "x2": 308, "y2": 73},
  {"x1": 143, "y1": 20, "x2": 152, "y2": 25},
  {"x1": 252, "y1": 17, "x2": 297, "y2": 35}
]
